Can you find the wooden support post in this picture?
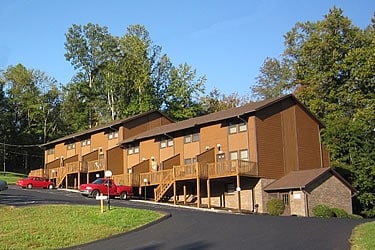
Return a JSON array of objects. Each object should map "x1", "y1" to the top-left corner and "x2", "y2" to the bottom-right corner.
[
  {"x1": 183, "y1": 185, "x2": 187, "y2": 205},
  {"x1": 197, "y1": 178, "x2": 201, "y2": 208},
  {"x1": 173, "y1": 181, "x2": 177, "y2": 205},
  {"x1": 237, "y1": 174, "x2": 241, "y2": 213},
  {"x1": 74, "y1": 178, "x2": 77, "y2": 189},
  {"x1": 207, "y1": 179, "x2": 211, "y2": 209},
  {"x1": 65, "y1": 174, "x2": 68, "y2": 189},
  {"x1": 78, "y1": 171, "x2": 80, "y2": 189}
]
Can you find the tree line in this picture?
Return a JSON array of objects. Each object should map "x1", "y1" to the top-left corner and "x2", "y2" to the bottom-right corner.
[{"x1": 0, "y1": 7, "x2": 374, "y2": 216}]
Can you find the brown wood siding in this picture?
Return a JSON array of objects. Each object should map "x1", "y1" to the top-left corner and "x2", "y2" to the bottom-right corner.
[
  {"x1": 295, "y1": 106, "x2": 322, "y2": 170},
  {"x1": 281, "y1": 106, "x2": 299, "y2": 174},
  {"x1": 162, "y1": 154, "x2": 181, "y2": 169},
  {"x1": 81, "y1": 145, "x2": 91, "y2": 156},
  {"x1": 256, "y1": 113, "x2": 284, "y2": 179},
  {"x1": 54, "y1": 143, "x2": 66, "y2": 160},
  {"x1": 184, "y1": 141, "x2": 200, "y2": 159},
  {"x1": 228, "y1": 132, "x2": 248, "y2": 152},
  {"x1": 200, "y1": 123, "x2": 227, "y2": 156},
  {"x1": 82, "y1": 150, "x2": 98, "y2": 162},
  {"x1": 64, "y1": 155, "x2": 78, "y2": 163},
  {"x1": 248, "y1": 116, "x2": 258, "y2": 162},
  {"x1": 140, "y1": 139, "x2": 160, "y2": 170},
  {"x1": 132, "y1": 160, "x2": 150, "y2": 174},
  {"x1": 123, "y1": 113, "x2": 173, "y2": 139},
  {"x1": 160, "y1": 146, "x2": 174, "y2": 162},
  {"x1": 107, "y1": 146, "x2": 124, "y2": 175},
  {"x1": 46, "y1": 159, "x2": 60, "y2": 170},
  {"x1": 91, "y1": 132, "x2": 107, "y2": 152},
  {"x1": 197, "y1": 147, "x2": 215, "y2": 163},
  {"x1": 127, "y1": 152, "x2": 140, "y2": 169}
]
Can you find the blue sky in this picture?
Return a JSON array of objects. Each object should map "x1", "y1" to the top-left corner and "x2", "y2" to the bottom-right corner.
[{"x1": 1, "y1": 0, "x2": 374, "y2": 96}]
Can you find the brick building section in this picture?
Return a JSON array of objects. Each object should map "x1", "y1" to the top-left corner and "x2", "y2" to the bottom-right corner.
[
  {"x1": 307, "y1": 175, "x2": 353, "y2": 215},
  {"x1": 264, "y1": 168, "x2": 354, "y2": 216}
]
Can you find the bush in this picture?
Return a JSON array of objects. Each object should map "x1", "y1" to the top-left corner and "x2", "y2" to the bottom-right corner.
[
  {"x1": 331, "y1": 207, "x2": 349, "y2": 218},
  {"x1": 312, "y1": 204, "x2": 335, "y2": 218},
  {"x1": 266, "y1": 199, "x2": 285, "y2": 216}
]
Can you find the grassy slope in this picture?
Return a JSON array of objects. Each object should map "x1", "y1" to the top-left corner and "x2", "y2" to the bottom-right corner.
[{"x1": 0, "y1": 205, "x2": 163, "y2": 249}]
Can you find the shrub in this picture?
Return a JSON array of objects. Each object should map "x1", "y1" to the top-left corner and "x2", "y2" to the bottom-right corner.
[
  {"x1": 312, "y1": 204, "x2": 335, "y2": 218},
  {"x1": 266, "y1": 199, "x2": 285, "y2": 216},
  {"x1": 331, "y1": 207, "x2": 349, "y2": 218}
]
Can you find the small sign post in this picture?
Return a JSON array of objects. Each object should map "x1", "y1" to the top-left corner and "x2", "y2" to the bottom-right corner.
[{"x1": 96, "y1": 194, "x2": 108, "y2": 213}]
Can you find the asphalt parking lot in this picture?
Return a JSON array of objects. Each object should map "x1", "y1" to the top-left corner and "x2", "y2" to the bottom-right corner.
[{"x1": 0, "y1": 185, "x2": 368, "y2": 250}]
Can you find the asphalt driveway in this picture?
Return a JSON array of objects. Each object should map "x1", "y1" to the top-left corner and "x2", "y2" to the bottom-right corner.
[{"x1": 1, "y1": 186, "x2": 368, "y2": 250}]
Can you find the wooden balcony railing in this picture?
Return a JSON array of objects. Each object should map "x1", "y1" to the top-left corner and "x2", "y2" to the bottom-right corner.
[
  {"x1": 139, "y1": 169, "x2": 173, "y2": 187},
  {"x1": 87, "y1": 159, "x2": 105, "y2": 172},
  {"x1": 29, "y1": 168, "x2": 46, "y2": 178},
  {"x1": 174, "y1": 163, "x2": 208, "y2": 180},
  {"x1": 207, "y1": 160, "x2": 258, "y2": 178},
  {"x1": 65, "y1": 162, "x2": 79, "y2": 174},
  {"x1": 112, "y1": 173, "x2": 140, "y2": 187}
]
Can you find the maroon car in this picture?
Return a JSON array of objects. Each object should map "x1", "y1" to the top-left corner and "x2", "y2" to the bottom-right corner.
[{"x1": 16, "y1": 176, "x2": 55, "y2": 189}]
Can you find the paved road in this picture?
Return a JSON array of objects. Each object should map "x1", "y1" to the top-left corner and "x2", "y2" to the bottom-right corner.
[{"x1": 0, "y1": 185, "x2": 369, "y2": 250}]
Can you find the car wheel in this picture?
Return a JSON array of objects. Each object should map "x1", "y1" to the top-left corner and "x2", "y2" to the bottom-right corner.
[
  {"x1": 120, "y1": 192, "x2": 128, "y2": 200},
  {"x1": 91, "y1": 190, "x2": 99, "y2": 198},
  {"x1": 27, "y1": 183, "x2": 33, "y2": 189},
  {"x1": 48, "y1": 184, "x2": 54, "y2": 189}
]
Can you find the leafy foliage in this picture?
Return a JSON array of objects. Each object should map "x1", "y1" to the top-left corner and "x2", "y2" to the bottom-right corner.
[
  {"x1": 256, "y1": 7, "x2": 375, "y2": 216},
  {"x1": 266, "y1": 198, "x2": 285, "y2": 216}
]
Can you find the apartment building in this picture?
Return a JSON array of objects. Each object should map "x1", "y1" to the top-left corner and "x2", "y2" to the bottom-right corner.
[{"x1": 37, "y1": 94, "x2": 353, "y2": 215}]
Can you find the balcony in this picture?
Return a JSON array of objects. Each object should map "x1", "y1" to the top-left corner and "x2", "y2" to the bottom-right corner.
[
  {"x1": 87, "y1": 159, "x2": 105, "y2": 172},
  {"x1": 138, "y1": 160, "x2": 258, "y2": 187}
]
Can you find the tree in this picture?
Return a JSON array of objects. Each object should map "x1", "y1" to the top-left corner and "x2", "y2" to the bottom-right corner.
[
  {"x1": 260, "y1": 7, "x2": 375, "y2": 216},
  {"x1": 64, "y1": 23, "x2": 117, "y2": 127},
  {"x1": 163, "y1": 63, "x2": 206, "y2": 121},
  {"x1": 251, "y1": 57, "x2": 293, "y2": 100},
  {"x1": 1, "y1": 64, "x2": 62, "y2": 172},
  {"x1": 200, "y1": 88, "x2": 250, "y2": 114}
]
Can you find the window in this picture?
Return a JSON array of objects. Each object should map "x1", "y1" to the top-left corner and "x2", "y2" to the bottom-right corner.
[
  {"x1": 167, "y1": 139, "x2": 174, "y2": 147},
  {"x1": 184, "y1": 158, "x2": 192, "y2": 165},
  {"x1": 184, "y1": 135, "x2": 191, "y2": 144},
  {"x1": 160, "y1": 138, "x2": 173, "y2": 148},
  {"x1": 192, "y1": 133, "x2": 200, "y2": 142},
  {"x1": 228, "y1": 122, "x2": 247, "y2": 134},
  {"x1": 229, "y1": 151, "x2": 238, "y2": 160},
  {"x1": 128, "y1": 145, "x2": 139, "y2": 155},
  {"x1": 184, "y1": 157, "x2": 197, "y2": 165},
  {"x1": 240, "y1": 150, "x2": 249, "y2": 160},
  {"x1": 108, "y1": 130, "x2": 119, "y2": 140},
  {"x1": 67, "y1": 143, "x2": 75, "y2": 150},
  {"x1": 229, "y1": 124, "x2": 237, "y2": 134},
  {"x1": 184, "y1": 133, "x2": 200, "y2": 144},
  {"x1": 81, "y1": 139, "x2": 91, "y2": 147},
  {"x1": 282, "y1": 193, "x2": 289, "y2": 206},
  {"x1": 239, "y1": 123, "x2": 247, "y2": 132},
  {"x1": 47, "y1": 148, "x2": 55, "y2": 155}
]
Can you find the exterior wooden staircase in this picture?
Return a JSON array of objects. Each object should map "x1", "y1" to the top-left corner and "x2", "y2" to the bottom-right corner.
[{"x1": 154, "y1": 171, "x2": 174, "y2": 202}]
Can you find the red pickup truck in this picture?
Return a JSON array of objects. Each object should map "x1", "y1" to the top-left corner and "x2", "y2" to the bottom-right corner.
[{"x1": 79, "y1": 178, "x2": 133, "y2": 200}]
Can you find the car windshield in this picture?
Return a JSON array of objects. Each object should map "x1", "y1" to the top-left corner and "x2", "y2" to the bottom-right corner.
[{"x1": 92, "y1": 179, "x2": 105, "y2": 184}]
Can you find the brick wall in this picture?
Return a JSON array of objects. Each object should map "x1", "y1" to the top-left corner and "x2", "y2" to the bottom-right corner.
[{"x1": 308, "y1": 175, "x2": 352, "y2": 215}]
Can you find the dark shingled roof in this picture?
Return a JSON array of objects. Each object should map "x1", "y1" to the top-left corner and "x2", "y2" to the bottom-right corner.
[
  {"x1": 264, "y1": 168, "x2": 355, "y2": 192},
  {"x1": 41, "y1": 110, "x2": 170, "y2": 148},
  {"x1": 119, "y1": 94, "x2": 323, "y2": 145}
]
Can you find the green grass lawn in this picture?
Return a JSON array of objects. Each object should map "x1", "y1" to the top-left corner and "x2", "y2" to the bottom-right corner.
[
  {"x1": 0, "y1": 204, "x2": 163, "y2": 249},
  {"x1": 351, "y1": 221, "x2": 375, "y2": 250},
  {"x1": 0, "y1": 171, "x2": 27, "y2": 184}
]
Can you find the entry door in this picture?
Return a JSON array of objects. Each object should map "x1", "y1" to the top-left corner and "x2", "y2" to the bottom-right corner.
[{"x1": 281, "y1": 193, "x2": 291, "y2": 216}]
